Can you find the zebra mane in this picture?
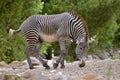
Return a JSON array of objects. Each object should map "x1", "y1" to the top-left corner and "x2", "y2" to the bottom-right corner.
[{"x1": 68, "y1": 11, "x2": 89, "y2": 41}]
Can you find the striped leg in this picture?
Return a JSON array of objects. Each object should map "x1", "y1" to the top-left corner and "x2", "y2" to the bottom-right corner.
[
  {"x1": 53, "y1": 52, "x2": 63, "y2": 69},
  {"x1": 60, "y1": 42, "x2": 71, "y2": 68},
  {"x1": 53, "y1": 38, "x2": 69, "y2": 69},
  {"x1": 33, "y1": 43, "x2": 50, "y2": 69},
  {"x1": 25, "y1": 45, "x2": 35, "y2": 69},
  {"x1": 59, "y1": 49, "x2": 68, "y2": 68}
]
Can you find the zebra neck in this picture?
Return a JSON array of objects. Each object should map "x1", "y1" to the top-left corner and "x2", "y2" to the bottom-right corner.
[{"x1": 69, "y1": 33, "x2": 76, "y2": 42}]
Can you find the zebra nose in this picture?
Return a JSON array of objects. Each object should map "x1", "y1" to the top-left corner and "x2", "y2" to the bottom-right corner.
[{"x1": 78, "y1": 59, "x2": 85, "y2": 67}]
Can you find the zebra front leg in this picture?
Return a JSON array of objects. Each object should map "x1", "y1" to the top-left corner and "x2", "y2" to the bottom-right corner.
[
  {"x1": 53, "y1": 54, "x2": 62, "y2": 69},
  {"x1": 53, "y1": 38, "x2": 66, "y2": 69},
  {"x1": 60, "y1": 56, "x2": 66, "y2": 68},
  {"x1": 60, "y1": 42, "x2": 71, "y2": 68},
  {"x1": 34, "y1": 43, "x2": 50, "y2": 69},
  {"x1": 25, "y1": 45, "x2": 34, "y2": 69},
  {"x1": 60, "y1": 48, "x2": 68, "y2": 68}
]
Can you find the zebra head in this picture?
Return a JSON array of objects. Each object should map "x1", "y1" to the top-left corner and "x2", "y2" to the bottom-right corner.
[
  {"x1": 75, "y1": 35, "x2": 96, "y2": 67},
  {"x1": 75, "y1": 37, "x2": 89, "y2": 67}
]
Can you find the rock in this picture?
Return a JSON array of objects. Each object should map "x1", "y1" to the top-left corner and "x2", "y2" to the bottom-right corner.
[
  {"x1": 87, "y1": 49, "x2": 120, "y2": 60},
  {"x1": 0, "y1": 72, "x2": 4, "y2": 80},
  {"x1": 0, "y1": 58, "x2": 120, "y2": 80},
  {"x1": 30, "y1": 57, "x2": 41, "y2": 66},
  {"x1": 9, "y1": 61, "x2": 28, "y2": 69},
  {"x1": 111, "y1": 50, "x2": 120, "y2": 59},
  {"x1": 2, "y1": 72, "x2": 21, "y2": 80},
  {"x1": 80, "y1": 74, "x2": 105, "y2": 80},
  {"x1": 21, "y1": 68, "x2": 68, "y2": 80},
  {"x1": 87, "y1": 55, "x2": 93, "y2": 60},
  {"x1": 92, "y1": 55, "x2": 100, "y2": 60},
  {"x1": 97, "y1": 52, "x2": 111, "y2": 59},
  {"x1": 23, "y1": 57, "x2": 42, "y2": 67},
  {"x1": 47, "y1": 59, "x2": 55, "y2": 67},
  {"x1": 0, "y1": 61, "x2": 10, "y2": 68},
  {"x1": 22, "y1": 69, "x2": 49, "y2": 80},
  {"x1": 48, "y1": 56, "x2": 58, "y2": 67},
  {"x1": 49, "y1": 71, "x2": 68, "y2": 80}
]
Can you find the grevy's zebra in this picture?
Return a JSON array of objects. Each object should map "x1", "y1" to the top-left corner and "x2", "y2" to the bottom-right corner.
[{"x1": 9, "y1": 11, "x2": 90, "y2": 69}]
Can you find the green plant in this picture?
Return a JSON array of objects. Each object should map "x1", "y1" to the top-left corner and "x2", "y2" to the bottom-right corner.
[{"x1": 0, "y1": 0, "x2": 44, "y2": 63}]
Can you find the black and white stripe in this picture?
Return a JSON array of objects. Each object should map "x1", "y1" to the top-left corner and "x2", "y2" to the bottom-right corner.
[{"x1": 19, "y1": 12, "x2": 88, "y2": 46}]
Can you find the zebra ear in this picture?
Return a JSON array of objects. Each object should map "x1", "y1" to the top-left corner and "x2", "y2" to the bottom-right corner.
[
  {"x1": 88, "y1": 35, "x2": 96, "y2": 43},
  {"x1": 71, "y1": 39, "x2": 73, "y2": 42},
  {"x1": 76, "y1": 40, "x2": 80, "y2": 44}
]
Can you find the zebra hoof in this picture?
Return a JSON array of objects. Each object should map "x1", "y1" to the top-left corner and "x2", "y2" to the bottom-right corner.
[
  {"x1": 29, "y1": 66, "x2": 35, "y2": 69},
  {"x1": 79, "y1": 63, "x2": 85, "y2": 67},
  {"x1": 45, "y1": 65, "x2": 50, "y2": 69},
  {"x1": 79, "y1": 61, "x2": 85, "y2": 67},
  {"x1": 60, "y1": 65, "x2": 65, "y2": 69},
  {"x1": 53, "y1": 63, "x2": 58, "y2": 69},
  {"x1": 43, "y1": 63, "x2": 50, "y2": 69}
]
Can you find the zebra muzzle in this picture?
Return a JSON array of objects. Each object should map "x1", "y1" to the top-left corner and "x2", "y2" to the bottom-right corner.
[{"x1": 78, "y1": 59, "x2": 85, "y2": 67}]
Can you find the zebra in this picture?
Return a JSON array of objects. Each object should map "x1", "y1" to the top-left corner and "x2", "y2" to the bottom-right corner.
[{"x1": 9, "y1": 11, "x2": 92, "y2": 69}]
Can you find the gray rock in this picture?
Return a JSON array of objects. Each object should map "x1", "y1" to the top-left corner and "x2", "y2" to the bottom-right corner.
[
  {"x1": 49, "y1": 71, "x2": 68, "y2": 80},
  {"x1": 9, "y1": 61, "x2": 28, "y2": 69},
  {"x1": 111, "y1": 50, "x2": 120, "y2": 59},
  {"x1": 97, "y1": 52, "x2": 111, "y2": 59},
  {"x1": 87, "y1": 55, "x2": 93, "y2": 60},
  {"x1": 0, "y1": 72, "x2": 4, "y2": 80},
  {"x1": 92, "y1": 55, "x2": 100, "y2": 59},
  {"x1": 23, "y1": 57, "x2": 41, "y2": 66},
  {"x1": 22, "y1": 69, "x2": 49, "y2": 80},
  {"x1": 0, "y1": 61, "x2": 10, "y2": 68}
]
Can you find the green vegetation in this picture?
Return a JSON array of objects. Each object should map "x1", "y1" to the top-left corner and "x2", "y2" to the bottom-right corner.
[
  {"x1": 0, "y1": 0, "x2": 120, "y2": 63},
  {"x1": 43, "y1": 0, "x2": 120, "y2": 61},
  {"x1": 0, "y1": 0, "x2": 44, "y2": 63}
]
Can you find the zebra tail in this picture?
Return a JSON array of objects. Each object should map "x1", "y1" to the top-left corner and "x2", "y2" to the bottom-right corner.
[{"x1": 9, "y1": 28, "x2": 21, "y2": 42}]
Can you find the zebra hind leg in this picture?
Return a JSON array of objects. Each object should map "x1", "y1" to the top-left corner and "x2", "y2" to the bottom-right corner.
[
  {"x1": 25, "y1": 45, "x2": 35, "y2": 69},
  {"x1": 34, "y1": 43, "x2": 50, "y2": 69}
]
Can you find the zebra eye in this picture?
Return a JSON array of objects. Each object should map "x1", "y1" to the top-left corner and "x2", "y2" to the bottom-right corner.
[{"x1": 80, "y1": 48, "x2": 82, "y2": 50}]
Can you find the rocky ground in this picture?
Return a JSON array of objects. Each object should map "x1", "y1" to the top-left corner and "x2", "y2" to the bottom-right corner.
[{"x1": 0, "y1": 57, "x2": 120, "y2": 80}]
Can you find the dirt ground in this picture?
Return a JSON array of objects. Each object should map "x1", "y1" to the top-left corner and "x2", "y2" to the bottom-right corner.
[{"x1": 0, "y1": 59, "x2": 120, "y2": 80}]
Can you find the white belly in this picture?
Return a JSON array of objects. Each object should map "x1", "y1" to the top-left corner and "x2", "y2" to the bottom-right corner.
[{"x1": 39, "y1": 33, "x2": 58, "y2": 43}]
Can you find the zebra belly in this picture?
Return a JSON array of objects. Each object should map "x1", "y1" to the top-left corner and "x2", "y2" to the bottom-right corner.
[{"x1": 39, "y1": 33, "x2": 58, "y2": 43}]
